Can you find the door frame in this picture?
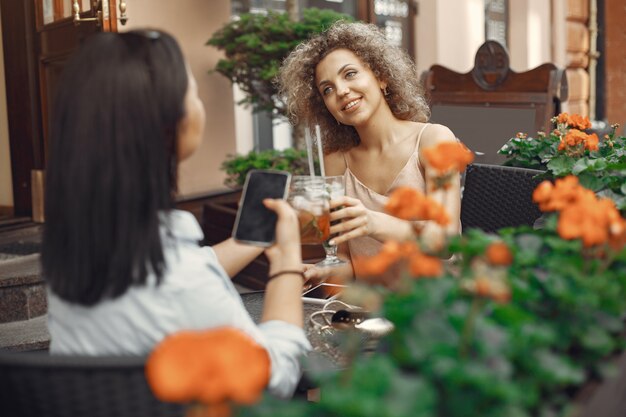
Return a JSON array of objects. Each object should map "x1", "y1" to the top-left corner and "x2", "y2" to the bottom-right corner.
[
  {"x1": 0, "y1": 0, "x2": 118, "y2": 217},
  {"x1": 0, "y1": 0, "x2": 42, "y2": 217}
]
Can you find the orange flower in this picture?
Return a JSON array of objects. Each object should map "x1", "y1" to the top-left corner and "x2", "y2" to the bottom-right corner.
[
  {"x1": 533, "y1": 176, "x2": 588, "y2": 212},
  {"x1": 556, "y1": 112, "x2": 569, "y2": 124},
  {"x1": 532, "y1": 181, "x2": 553, "y2": 207},
  {"x1": 558, "y1": 128, "x2": 586, "y2": 151},
  {"x1": 408, "y1": 251, "x2": 443, "y2": 277},
  {"x1": 423, "y1": 141, "x2": 474, "y2": 174},
  {"x1": 485, "y1": 241, "x2": 513, "y2": 266},
  {"x1": 146, "y1": 328, "x2": 270, "y2": 406},
  {"x1": 470, "y1": 276, "x2": 511, "y2": 303},
  {"x1": 474, "y1": 277, "x2": 492, "y2": 297},
  {"x1": 354, "y1": 240, "x2": 443, "y2": 280},
  {"x1": 609, "y1": 220, "x2": 626, "y2": 251},
  {"x1": 557, "y1": 128, "x2": 598, "y2": 153},
  {"x1": 585, "y1": 133, "x2": 599, "y2": 151},
  {"x1": 568, "y1": 114, "x2": 592, "y2": 130},
  {"x1": 557, "y1": 196, "x2": 610, "y2": 247},
  {"x1": 544, "y1": 181, "x2": 626, "y2": 248},
  {"x1": 558, "y1": 205, "x2": 606, "y2": 247},
  {"x1": 186, "y1": 403, "x2": 231, "y2": 417},
  {"x1": 353, "y1": 241, "x2": 403, "y2": 276},
  {"x1": 531, "y1": 176, "x2": 626, "y2": 248},
  {"x1": 385, "y1": 186, "x2": 450, "y2": 225}
]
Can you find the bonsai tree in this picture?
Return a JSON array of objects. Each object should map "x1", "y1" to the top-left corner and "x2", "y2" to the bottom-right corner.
[{"x1": 207, "y1": 8, "x2": 353, "y2": 118}]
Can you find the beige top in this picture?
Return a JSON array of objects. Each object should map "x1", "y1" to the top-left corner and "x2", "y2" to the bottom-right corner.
[{"x1": 343, "y1": 124, "x2": 429, "y2": 274}]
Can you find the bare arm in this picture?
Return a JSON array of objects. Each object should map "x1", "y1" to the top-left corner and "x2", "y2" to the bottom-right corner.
[
  {"x1": 260, "y1": 199, "x2": 305, "y2": 327},
  {"x1": 212, "y1": 238, "x2": 264, "y2": 278},
  {"x1": 418, "y1": 124, "x2": 462, "y2": 251}
]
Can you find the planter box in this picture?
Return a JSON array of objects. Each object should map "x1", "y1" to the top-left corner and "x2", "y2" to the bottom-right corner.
[{"x1": 201, "y1": 190, "x2": 325, "y2": 290}]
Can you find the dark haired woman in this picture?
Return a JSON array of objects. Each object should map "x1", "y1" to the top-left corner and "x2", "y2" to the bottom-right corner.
[
  {"x1": 278, "y1": 21, "x2": 463, "y2": 283},
  {"x1": 42, "y1": 30, "x2": 309, "y2": 398}
]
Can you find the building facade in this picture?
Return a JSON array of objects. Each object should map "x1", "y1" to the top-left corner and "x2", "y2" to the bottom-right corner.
[{"x1": 0, "y1": 0, "x2": 623, "y2": 217}]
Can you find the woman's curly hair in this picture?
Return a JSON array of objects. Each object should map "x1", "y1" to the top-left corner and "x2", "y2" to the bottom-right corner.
[{"x1": 278, "y1": 21, "x2": 430, "y2": 154}]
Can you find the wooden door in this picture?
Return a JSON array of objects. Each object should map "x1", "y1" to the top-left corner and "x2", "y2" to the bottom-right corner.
[
  {"x1": 0, "y1": 0, "x2": 121, "y2": 218},
  {"x1": 36, "y1": 1, "x2": 120, "y2": 158}
]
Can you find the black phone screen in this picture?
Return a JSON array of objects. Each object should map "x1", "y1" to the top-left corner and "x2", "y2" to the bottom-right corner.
[{"x1": 232, "y1": 170, "x2": 290, "y2": 246}]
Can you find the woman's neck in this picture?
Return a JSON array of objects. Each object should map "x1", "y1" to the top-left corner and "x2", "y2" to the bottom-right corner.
[{"x1": 355, "y1": 115, "x2": 417, "y2": 152}]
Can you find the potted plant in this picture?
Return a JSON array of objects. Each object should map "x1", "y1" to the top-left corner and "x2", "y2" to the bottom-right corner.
[
  {"x1": 207, "y1": 8, "x2": 353, "y2": 118},
  {"x1": 221, "y1": 148, "x2": 319, "y2": 188},
  {"x1": 499, "y1": 114, "x2": 626, "y2": 213},
  {"x1": 234, "y1": 142, "x2": 626, "y2": 416}
]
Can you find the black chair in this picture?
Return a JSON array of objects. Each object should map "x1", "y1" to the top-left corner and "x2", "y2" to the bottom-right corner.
[
  {"x1": 461, "y1": 163, "x2": 545, "y2": 234},
  {"x1": 0, "y1": 351, "x2": 184, "y2": 417}
]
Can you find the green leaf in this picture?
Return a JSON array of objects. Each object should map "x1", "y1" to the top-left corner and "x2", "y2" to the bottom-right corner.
[
  {"x1": 547, "y1": 155, "x2": 576, "y2": 176},
  {"x1": 578, "y1": 173, "x2": 606, "y2": 192},
  {"x1": 571, "y1": 158, "x2": 590, "y2": 175},
  {"x1": 513, "y1": 234, "x2": 543, "y2": 265},
  {"x1": 533, "y1": 349, "x2": 585, "y2": 385},
  {"x1": 580, "y1": 326, "x2": 615, "y2": 356}
]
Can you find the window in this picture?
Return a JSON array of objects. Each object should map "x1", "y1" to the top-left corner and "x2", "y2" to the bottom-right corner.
[{"x1": 485, "y1": 0, "x2": 508, "y2": 49}]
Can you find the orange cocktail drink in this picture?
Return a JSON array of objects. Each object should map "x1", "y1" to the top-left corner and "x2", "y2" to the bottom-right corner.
[{"x1": 289, "y1": 176, "x2": 331, "y2": 245}]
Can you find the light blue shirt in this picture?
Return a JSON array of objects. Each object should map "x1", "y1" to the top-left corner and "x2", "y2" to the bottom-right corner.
[{"x1": 47, "y1": 210, "x2": 311, "y2": 398}]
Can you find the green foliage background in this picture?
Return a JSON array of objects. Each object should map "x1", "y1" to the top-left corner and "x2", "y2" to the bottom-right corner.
[
  {"x1": 499, "y1": 127, "x2": 626, "y2": 212},
  {"x1": 207, "y1": 8, "x2": 353, "y2": 117}
]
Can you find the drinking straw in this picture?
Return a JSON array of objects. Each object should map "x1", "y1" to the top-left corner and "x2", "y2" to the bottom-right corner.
[
  {"x1": 304, "y1": 126, "x2": 316, "y2": 177},
  {"x1": 315, "y1": 124, "x2": 326, "y2": 177}
]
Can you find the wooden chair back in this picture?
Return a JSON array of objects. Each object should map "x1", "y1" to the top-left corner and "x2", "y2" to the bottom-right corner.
[{"x1": 422, "y1": 41, "x2": 568, "y2": 165}]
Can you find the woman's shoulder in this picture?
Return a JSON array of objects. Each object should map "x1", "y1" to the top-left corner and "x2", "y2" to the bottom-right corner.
[{"x1": 420, "y1": 123, "x2": 456, "y2": 149}]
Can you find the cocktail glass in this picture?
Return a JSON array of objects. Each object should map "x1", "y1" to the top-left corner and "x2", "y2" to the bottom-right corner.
[
  {"x1": 315, "y1": 176, "x2": 347, "y2": 268},
  {"x1": 288, "y1": 176, "x2": 331, "y2": 246}
]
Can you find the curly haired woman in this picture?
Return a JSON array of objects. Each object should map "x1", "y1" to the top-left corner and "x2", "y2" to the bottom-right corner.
[{"x1": 278, "y1": 21, "x2": 462, "y2": 282}]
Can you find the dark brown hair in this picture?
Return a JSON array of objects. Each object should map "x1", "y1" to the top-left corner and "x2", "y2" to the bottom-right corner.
[{"x1": 42, "y1": 30, "x2": 188, "y2": 305}]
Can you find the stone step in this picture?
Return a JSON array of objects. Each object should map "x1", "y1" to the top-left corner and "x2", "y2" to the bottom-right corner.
[
  {"x1": 0, "y1": 222, "x2": 45, "y2": 325},
  {"x1": 0, "y1": 254, "x2": 46, "y2": 324},
  {"x1": 0, "y1": 314, "x2": 49, "y2": 351}
]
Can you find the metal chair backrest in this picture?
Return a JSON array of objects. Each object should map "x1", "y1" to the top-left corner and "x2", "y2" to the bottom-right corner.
[
  {"x1": 0, "y1": 351, "x2": 184, "y2": 417},
  {"x1": 461, "y1": 163, "x2": 545, "y2": 234}
]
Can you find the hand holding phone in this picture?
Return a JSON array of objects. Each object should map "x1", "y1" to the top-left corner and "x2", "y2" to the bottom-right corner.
[{"x1": 232, "y1": 170, "x2": 291, "y2": 246}]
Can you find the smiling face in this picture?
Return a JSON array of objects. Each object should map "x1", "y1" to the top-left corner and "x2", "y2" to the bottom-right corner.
[{"x1": 315, "y1": 48, "x2": 387, "y2": 128}]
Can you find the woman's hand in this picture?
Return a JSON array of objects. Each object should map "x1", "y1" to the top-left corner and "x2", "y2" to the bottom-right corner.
[
  {"x1": 303, "y1": 261, "x2": 354, "y2": 288},
  {"x1": 262, "y1": 199, "x2": 303, "y2": 274},
  {"x1": 328, "y1": 196, "x2": 415, "y2": 245},
  {"x1": 327, "y1": 196, "x2": 379, "y2": 246}
]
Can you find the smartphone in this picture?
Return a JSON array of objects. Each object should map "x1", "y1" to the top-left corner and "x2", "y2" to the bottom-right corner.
[{"x1": 232, "y1": 170, "x2": 291, "y2": 246}]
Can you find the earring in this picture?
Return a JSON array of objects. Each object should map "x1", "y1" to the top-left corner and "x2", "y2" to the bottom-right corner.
[{"x1": 383, "y1": 87, "x2": 389, "y2": 96}]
